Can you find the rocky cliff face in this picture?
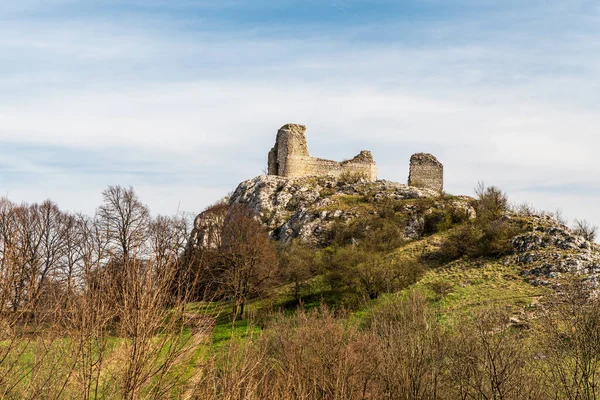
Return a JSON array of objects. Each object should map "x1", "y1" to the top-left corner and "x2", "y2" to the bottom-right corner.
[{"x1": 189, "y1": 175, "x2": 474, "y2": 248}]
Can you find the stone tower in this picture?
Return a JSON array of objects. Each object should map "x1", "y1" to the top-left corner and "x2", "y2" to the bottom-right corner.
[
  {"x1": 267, "y1": 124, "x2": 310, "y2": 177},
  {"x1": 408, "y1": 153, "x2": 443, "y2": 193}
]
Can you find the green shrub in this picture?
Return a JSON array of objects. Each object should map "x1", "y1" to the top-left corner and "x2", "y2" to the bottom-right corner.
[
  {"x1": 423, "y1": 210, "x2": 452, "y2": 235},
  {"x1": 438, "y1": 224, "x2": 481, "y2": 260},
  {"x1": 439, "y1": 184, "x2": 524, "y2": 260},
  {"x1": 322, "y1": 246, "x2": 425, "y2": 304}
]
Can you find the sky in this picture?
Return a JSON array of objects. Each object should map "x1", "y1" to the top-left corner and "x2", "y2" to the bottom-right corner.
[{"x1": 1, "y1": 0, "x2": 600, "y2": 226}]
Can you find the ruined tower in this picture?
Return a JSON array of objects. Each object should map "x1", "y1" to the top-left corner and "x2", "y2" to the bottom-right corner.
[
  {"x1": 267, "y1": 124, "x2": 310, "y2": 177},
  {"x1": 408, "y1": 153, "x2": 444, "y2": 193}
]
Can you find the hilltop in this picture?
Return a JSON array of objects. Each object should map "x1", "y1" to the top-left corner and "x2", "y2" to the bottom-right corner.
[
  {"x1": 189, "y1": 173, "x2": 599, "y2": 304},
  {"x1": 190, "y1": 174, "x2": 472, "y2": 248}
]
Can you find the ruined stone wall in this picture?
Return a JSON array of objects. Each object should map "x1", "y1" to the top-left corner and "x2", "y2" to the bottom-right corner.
[
  {"x1": 408, "y1": 153, "x2": 443, "y2": 193},
  {"x1": 268, "y1": 124, "x2": 378, "y2": 181}
]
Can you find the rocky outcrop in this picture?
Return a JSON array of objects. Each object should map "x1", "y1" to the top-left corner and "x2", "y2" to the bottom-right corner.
[
  {"x1": 188, "y1": 203, "x2": 227, "y2": 250},
  {"x1": 192, "y1": 174, "x2": 472, "y2": 246},
  {"x1": 513, "y1": 215, "x2": 600, "y2": 287},
  {"x1": 188, "y1": 175, "x2": 469, "y2": 249}
]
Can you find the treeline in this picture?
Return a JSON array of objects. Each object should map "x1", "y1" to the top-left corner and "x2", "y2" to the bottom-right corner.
[
  {"x1": 0, "y1": 184, "x2": 291, "y2": 398},
  {"x1": 0, "y1": 186, "x2": 191, "y2": 315},
  {"x1": 0, "y1": 186, "x2": 204, "y2": 398}
]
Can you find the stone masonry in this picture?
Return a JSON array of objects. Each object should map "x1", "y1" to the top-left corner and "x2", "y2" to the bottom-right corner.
[
  {"x1": 268, "y1": 124, "x2": 378, "y2": 181},
  {"x1": 408, "y1": 153, "x2": 444, "y2": 193}
]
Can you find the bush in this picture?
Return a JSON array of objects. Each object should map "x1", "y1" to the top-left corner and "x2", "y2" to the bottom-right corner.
[
  {"x1": 475, "y1": 181, "x2": 509, "y2": 222},
  {"x1": 327, "y1": 213, "x2": 408, "y2": 252},
  {"x1": 423, "y1": 209, "x2": 452, "y2": 235},
  {"x1": 323, "y1": 246, "x2": 424, "y2": 303},
  {"x1": 438, "y1": 224, "x2": 482, "y2": 260},
  {"x1": 430, "y1": 280, "x2": 454, "y2": 300},
  {"x1": 439, "y1": 184, "x2": 523, "y2": 260}
]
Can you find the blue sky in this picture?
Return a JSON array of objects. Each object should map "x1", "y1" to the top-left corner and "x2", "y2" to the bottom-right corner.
[{"x1": 2, "y1": 0, "x2": 600, "y2": 226}]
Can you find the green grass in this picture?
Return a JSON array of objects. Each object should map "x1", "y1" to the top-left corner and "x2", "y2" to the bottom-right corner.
[
  {"x1": 420, "y1": 260, "x2": 546, "y2": 312},
  {"x1": 320, "y1": 194, "x2": 374, "y2": 213},
  {"x1": 369, "y1": 258, "x2": 548, "y2": 322},
  {"x1": 211, "y1": 319, "x2": 261, "y2": 349}
]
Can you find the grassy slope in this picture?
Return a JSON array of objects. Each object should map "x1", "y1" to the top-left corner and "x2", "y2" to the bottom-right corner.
[
  {"x1": 200, "y1": 223, "x2": 549, "y2": 348},
  {"x1": 388, "y1": 228, "x2": 547, "y2": 314},
  {"x1": 195, "y1": 187, "x2": 559, "y2": 348}
]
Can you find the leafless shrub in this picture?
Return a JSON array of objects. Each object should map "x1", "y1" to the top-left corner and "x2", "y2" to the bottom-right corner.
[
  {"x1": 367, "y1": 291, "x2": 446, "y2": 399},
  {"x1": 573, "y1": 219, "x2": 598, "y2": 242},
  {"x1": 218, "y1": 204, "x2": 277, "y2": 320},
  {"x1": 0, "y1": 188, "x2": 212, "y2": 399},
  {"x1": 338, "y1": 170, "x2": 369, "y2": 184},
  {"x1": 545, "y1": 208, "x2": 569, "y2": 226},
  {"x1": 511, "y1": 201, "x2": 537, "y2": 216},
  {"x1": 194, "y1": 306, "x2": 378, "y2": 400},
  {"x1": 445, "y1": 306, "x2": 541, "y2": 400},
  {"x1": 534, "y1": 280, "x2": 600, "y2": 400}
]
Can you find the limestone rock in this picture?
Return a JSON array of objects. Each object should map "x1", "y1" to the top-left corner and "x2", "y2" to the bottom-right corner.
[
  {"x1": 188, "y1": 203, "x2": 227, "y2": 250},
  {"x1": 226, "y1": 175, "x2": 470, "y2": 245},
  {"x1": 513, "y1": 215, "x2": 600, "y2": 287}
]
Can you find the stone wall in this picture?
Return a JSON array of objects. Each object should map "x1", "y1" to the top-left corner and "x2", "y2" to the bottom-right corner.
[
  {"x1": 408, "y1": 153, "x2": 443, "y2": 193},
  {"x1": 268, "y1": 124, "x2": 378, "y2": 181}
]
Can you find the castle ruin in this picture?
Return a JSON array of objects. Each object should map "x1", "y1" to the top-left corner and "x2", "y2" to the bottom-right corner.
[
  {"x1": 268, "y1": 124, "x2": 378, "y2": 181},
  {"x1": 408, "y1": 153, "x2": 444, "y2": 193},
  {"x1": 267, "y1": 123, "x2": 443, "y2": 193}
]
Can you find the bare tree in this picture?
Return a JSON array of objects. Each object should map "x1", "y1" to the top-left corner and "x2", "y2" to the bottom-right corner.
[
  {"x1": 148, "y1": 214, "x2": 190, "y2": 269},
  {"x1": 96, "y1": 185, "x2": 150, "y2": 263},
  {"x1": 218, "y1": 204, "x2": 277, "y2": 319},
  {"x1": 573, "y1": 219, "x2": 598, "y2": 242}
]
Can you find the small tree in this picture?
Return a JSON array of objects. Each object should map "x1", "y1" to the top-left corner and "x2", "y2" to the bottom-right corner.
[
  {"x1": 218, "y1": 204, "x2": 277, "y2": 319},
  {"x1": 573, "y1": 219, "x2": 598, "y2": 242},
  {"x1": 278, "y1": 242, "x2": 316, "y2": 303}
]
